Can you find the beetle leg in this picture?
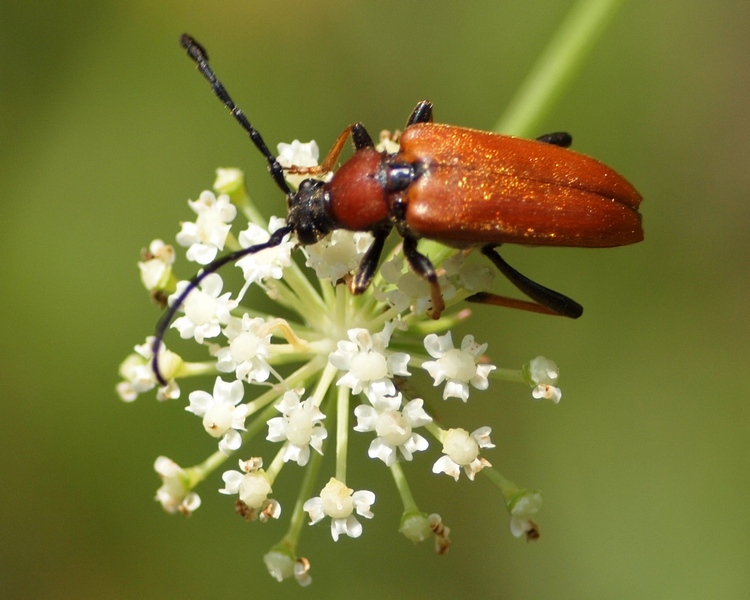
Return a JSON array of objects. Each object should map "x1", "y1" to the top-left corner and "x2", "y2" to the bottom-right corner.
[
  {"x1": 535, "y1": 132, "x2": 573, "y2": 148},
  {"x1": 407, "y1": 101, "x2": 434, "y2": 126},
  {"x1": 350, "y1": 226, "x2": 392, "y2": 295},
  {"x1": 402, "y1": 236, "x2": 446, "y2": 319},
  {"x1": 317, "y1": 123, "x2": 375, "y2": 173},
  {"x1": 480, "y1": 245, "x2": 583, "y2": 318},
  {"x1": 465, "y1": 292, "x2": 561, "y2": 316}
]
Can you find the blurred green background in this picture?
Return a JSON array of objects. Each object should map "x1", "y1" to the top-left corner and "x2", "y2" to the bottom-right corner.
[{"x1": 2, "y1": 0, "x2": 748, "y2": 598}]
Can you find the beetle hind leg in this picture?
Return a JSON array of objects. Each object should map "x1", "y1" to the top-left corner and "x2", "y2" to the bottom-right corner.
[{"x1": 479, "y1": 245, "x2": 583, "y2": 318}]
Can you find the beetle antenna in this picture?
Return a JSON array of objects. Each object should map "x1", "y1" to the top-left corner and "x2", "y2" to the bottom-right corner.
[
  {"x1": 179, "y1": 33, "x2": 291, "y2": 196},
  {"x1": 150, "y1": 225, "x2": 293, "y2": 385}
]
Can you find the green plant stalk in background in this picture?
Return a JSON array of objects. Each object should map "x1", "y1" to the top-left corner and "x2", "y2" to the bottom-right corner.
[{"x1": 495, "y1": 0, "x2": 626, "y2": 137}]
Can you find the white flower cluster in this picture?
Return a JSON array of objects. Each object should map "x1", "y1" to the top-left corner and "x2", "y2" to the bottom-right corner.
[{"x1": 118, "y1": 150, "x2": 563, "y2": 585}]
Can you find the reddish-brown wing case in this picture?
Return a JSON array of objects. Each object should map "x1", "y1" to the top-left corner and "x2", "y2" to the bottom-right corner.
[{"x1": 396, "y1": 123, "x2": 643, "y2": 248}]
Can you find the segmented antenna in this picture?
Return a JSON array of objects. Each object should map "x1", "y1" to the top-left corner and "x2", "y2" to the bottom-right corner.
[
  {"x1": 179, "y1": 33, "x2": 291, "y2": 196},
  {"x1": 151, "y1": 35, "x2": 302, "y2": 385}
]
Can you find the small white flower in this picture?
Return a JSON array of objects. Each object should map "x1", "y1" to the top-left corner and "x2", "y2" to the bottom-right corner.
[
  {"x1": 220, "y1": 458, "x2": 280, "y2": 521},
  {"x1": 154, "y1": 456, "x2": 201, "y2": 515},
  {"x1": 264, "y1": 551, "x2": 312, "y2": 587},
  {"x1": 215, "y1": 314, "x2": 272, "y2": 383},
  {"x1": 276, "y1": 139, "x2": 319, "y2": 168},
  {"x1": 213, "y1": 167, "x2": 244, "y2": 195},
  {"x1": 508, "y1": 491, "x2": 542, "y2": 539},
  {"x1": 138, "y1": 239, "x2": 175, "y2": 291},
  {"x1": 235, "y1": 218, "x2": 294, "y2": 284},
  {"x1": 422, "y1": 332, "x2": 496, "y2": 401},
  {"x1": 186, "y1": 377, "x2": 249, "y2": 455},
  {"x1": 432, "y1": 426, "x2": 494, "y2": 481},
  {"x1": 377, "y1": 255, "x2": 454, "y2": 315},
  {"x1": 305, "y1": 230, "x2": 374, "y2": 282},
  {"x1": 171, "y1": 273, "x2": 234, "y2": 344},
  {"x1": 116, "y1": 337, "x2": 181, "y2": 401},
  {"x1": 442, "y1": 252, "x2": 494, "y2": 292},
  {"x1": 303, "y1": 477, "x2": 375, "y2": 541},
  {"x1": 375, "y1": 130, "x2": 401, "y2": 154},
  {"x1": 329, "y1": 325, "x2": 410, "y2": 397},
  {"x1": 354, "y1": 392, "x2": 431, "y2": 466},
  {"x1": 528, "y1": 356, "x2": 562, "y2": 403},
  {"x1": 266, "y1": 391, "x2": 327, "y2": 466},
  {"x1": 176, "y1": 190, "x2": 236, "y2": 264},
  {"x1": 277, "y1": 140, "x2": 322, "y2": 191}
]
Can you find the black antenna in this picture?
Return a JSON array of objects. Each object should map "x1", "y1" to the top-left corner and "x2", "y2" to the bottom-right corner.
[
  {"x1": 179, "y1": 33, "x2": 291, "y2": 196},
  {"x1": 151, "y1": 34, "x2": 300, "y2": 385},
  {"x1": 151, "y1": 226, "x2": 293, "y2": 385}
]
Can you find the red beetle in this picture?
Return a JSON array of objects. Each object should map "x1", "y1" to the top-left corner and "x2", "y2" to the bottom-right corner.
[{"x1": 152, "y1": 34, "x2": 643, "y2": 383}]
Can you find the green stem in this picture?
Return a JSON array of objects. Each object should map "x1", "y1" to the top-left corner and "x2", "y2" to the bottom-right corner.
[
  {"x1": 335, "y1": 384, "x2": 350, "y2": 483},
  {"x1": 390, "y1": 462, "x2": 418, "y2": 513},
  {"x1": 265, "y1": 443, "x2": 287, "y2": 484},
  {"x1": 284, "y1": 443, "x2": 324, "y2": 546},
  {"x1": 482, "y1": 466, "x2": 522, "y2": 504},
  {"x1": 494, "y1": 0, "x2": 626, "y2": 137},
  {"x1": 490, "y1": 367, "x2": 527, "y2": 384}
]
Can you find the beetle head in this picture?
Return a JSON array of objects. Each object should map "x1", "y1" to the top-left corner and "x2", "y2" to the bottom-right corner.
[{"x1": 286, "y1": 178, "x2": 338, "y2": 245}]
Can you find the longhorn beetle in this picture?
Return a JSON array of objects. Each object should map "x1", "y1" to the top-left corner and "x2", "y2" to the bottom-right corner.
[{"x1": 151, "y1": 34, "x2": 643, "y2": 384}]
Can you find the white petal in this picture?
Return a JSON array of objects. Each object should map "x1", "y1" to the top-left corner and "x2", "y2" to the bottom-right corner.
[
  {"x1": 368, "y1": 438, "x2": 397, "y2": 465},
  {"x1": 220, "y1": 470, "x2": 244, "y2": 494},
  {"x1": 352, "y1": 490, "x2": 375, "y2": 518},
  {"x1": 443, "y1": 380, "x2": 469, "y2": 401},
  {"x1": 388, "y1": 352, "x2": 411, "y2": 376},
  {"x1": 402, "y1": 398, "x2": 432, "y2": 427},
  {"x1": 303, "y1": 497, "x2": 325, "y2": 524},
  {"x1": 422, "y1": 360, "x2": 447, "y2": 386},
  {"x1": 343, "y1": 514, "x2": 363, "y2": 538},
  {"x1": 266, "y1": 416, "x2": 287, "y2": 442},
  {"x1": 219, "y1": 429, "x2": 242, "y2": 455},
  {"x1": 353, "y1": 404, "x2": 378, "y2": 432},
  {"x1": 185, "y1": 390, "x2": 213, "y2": 416},
  {"x1": 432, "y1": 455, "x2": 461, "y2": 481}
]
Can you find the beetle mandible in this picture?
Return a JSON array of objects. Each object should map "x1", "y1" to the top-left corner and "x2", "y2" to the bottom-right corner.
[{"x1": 151, "y1": 34, "x2": 643, "y2": 384}]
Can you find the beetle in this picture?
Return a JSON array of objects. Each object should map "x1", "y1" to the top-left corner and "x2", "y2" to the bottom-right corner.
[{"x1": 151, "y1": 34, "x2": 643, "y2": 384}]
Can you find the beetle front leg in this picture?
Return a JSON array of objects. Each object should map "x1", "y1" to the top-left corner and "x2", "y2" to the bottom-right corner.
[
  {"x1": 402, "y1": 236, "x2": 445, "y2": 319},
  {"x1": 350, "y1": 226, "x2": 391, "y2": 295},
  {"x1": 480, "y1": 245, "x2": 583, "y2": 318}
]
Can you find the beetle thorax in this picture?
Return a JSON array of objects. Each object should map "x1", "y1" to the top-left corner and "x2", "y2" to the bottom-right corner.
[{"x1": 325, "y1": 147, "x2": 390, "y2": 232}]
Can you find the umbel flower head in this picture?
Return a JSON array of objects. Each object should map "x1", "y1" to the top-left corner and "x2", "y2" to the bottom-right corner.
[{"x1": 117, "y1": 156, "x2": 563, "y2": 585}]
